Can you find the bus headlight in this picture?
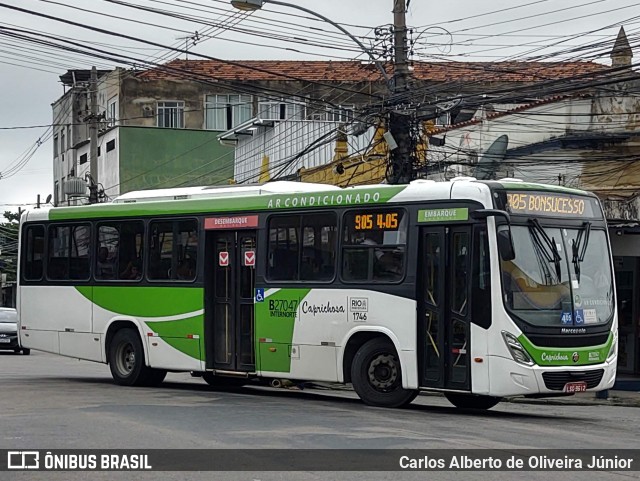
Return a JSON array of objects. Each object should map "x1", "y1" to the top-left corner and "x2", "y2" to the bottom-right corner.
[
  {"x1": 502, "y1": 331, "x2": 534, "y2": 366},
  {"x1": 607, "y1": 336, "x2": 617, "y2": 361}
]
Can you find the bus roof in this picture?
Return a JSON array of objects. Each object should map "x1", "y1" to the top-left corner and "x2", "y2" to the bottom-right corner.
[
  {"x1": 24, "y1": 178, "x2": 596, "y2": 222},
  {"x1": 112, "y1": 180, "x2": 341, "y2": 203}
]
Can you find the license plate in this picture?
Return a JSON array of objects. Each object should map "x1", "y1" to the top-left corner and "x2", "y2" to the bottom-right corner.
[
  {"x1": 0, "y1": 338, "x2": 11, "y2": 343},
  {"x1": 563, "y1": 381, "x2": 587, "y2": 393}
]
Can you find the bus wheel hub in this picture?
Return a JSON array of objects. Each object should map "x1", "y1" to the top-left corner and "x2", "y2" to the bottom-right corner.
[{"x1": 368, "y1": 354, "x2": 398, "y2": 389}]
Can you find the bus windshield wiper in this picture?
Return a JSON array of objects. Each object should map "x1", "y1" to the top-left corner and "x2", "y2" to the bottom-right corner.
[
  {"x1": 528, "y1": 219, "x2": 562, "y2": 282},
  {"x1": 571, "y1": 222, "x2": 591, "y2": 282}
]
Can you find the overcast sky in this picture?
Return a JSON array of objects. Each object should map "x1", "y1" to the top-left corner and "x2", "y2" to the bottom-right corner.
[{"x1": 0, "y1": 0, "x2": 637, "y2": 212}]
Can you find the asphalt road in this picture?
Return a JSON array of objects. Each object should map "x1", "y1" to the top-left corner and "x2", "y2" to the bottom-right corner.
[{"x1": 1, "y1": 350, "x2": 639, "y2": 481}]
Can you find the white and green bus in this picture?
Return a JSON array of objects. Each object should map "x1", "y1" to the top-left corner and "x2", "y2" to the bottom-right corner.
[{"x1": 18, "y1": 178, "x2": 617, "y2": 409}]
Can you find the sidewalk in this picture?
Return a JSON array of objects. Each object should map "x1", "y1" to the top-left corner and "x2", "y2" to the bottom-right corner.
[
  {"x1": 508, "y1": 389, "x2": 640, "y2": 407},
  {"x1": 506, "y1": 376, "x2": 640, "y2": 407},
  {"x1": 305, "y1": 382, "x2": 640, "y2": 407}
]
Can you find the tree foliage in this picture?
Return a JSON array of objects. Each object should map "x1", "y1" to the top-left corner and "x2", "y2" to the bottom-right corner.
[{"x1": 0, "y1": 210, "x2": 20, "y2": 282}]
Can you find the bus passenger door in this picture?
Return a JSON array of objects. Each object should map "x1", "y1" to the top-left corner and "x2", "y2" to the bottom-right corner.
[
  {"x1": 207, "y1": 230, "x2": 257, "y2": 372},
  {"x1": 418, "y1": 226, "x2": 471, "y2": 391}
]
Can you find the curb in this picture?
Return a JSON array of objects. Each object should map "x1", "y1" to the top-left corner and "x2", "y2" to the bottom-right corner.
[
  {"x1": 307, "y1": 384, "x2": 640, "y2": 408},
  {"x1": 505, "y1": 393, "x2": 640, "y2": 408}
]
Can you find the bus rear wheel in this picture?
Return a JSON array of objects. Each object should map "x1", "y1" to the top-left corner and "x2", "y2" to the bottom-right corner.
[
  {"x1": 444, "y1": 393, "x2": 502, "y2": 410},
  {"x1": 351, "y1": 338, "x2": 419, "y2": 408},
  {"x1": 109, "y1": 328, "x2": 166, "y2": 387}
]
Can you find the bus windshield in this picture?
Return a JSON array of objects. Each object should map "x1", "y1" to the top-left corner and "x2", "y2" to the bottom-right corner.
[{"x1": 500, "y1": 225, "x2": 614, "y2": 327}]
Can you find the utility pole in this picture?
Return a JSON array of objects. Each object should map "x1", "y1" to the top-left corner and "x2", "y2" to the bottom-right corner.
[
  {"x1": 387, "y1": 0, "x2": 414, "y2": 184},
  {"x1": 88, "y1": 66, "x2": 99, "y2": 204}
]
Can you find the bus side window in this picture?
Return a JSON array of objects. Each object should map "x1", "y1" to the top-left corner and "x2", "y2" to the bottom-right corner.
[
  {"x1": 23, "y1": 225, "x2": 45, "y2": 281},
  {"x1": 472, "y1": 227, "x2": 491, "y2": 329},
  {"x1": 267, "y1": 213, "x2": 336, "y2": 282}
]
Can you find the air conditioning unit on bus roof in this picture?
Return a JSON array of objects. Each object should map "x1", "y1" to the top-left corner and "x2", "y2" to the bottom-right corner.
[{"x1": 112, "y1": 181, "x2": 340, "y2": 204}]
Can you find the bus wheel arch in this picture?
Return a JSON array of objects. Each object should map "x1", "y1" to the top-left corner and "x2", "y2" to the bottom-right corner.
[
  {"x1": 105, "y1": 321, "x2": 166, "y2": 387},
  {"x1": 105, "y1": 320, "x2": 147, "y2": 365},
  {"x1": 344, "y1": 332, "x2": 418, "y2": 408},
  {"x1": 342, "y1": 331, "x2": 389, "y2": 384}
]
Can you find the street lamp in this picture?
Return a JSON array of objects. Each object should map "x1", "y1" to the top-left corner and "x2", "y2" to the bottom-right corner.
[{"x1": 230, "y1": 0, "x2": 390, "y2": 84}]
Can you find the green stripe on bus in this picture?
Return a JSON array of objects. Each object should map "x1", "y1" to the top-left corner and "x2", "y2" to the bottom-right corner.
[
  {"x1": 255, "y1": 288, "x2": 311, "y2": 373},
  {"x1": 518, "y1": 332, "x2": 613, "y2": 366},
  {"x1": 76, "y1": 286, "x2": 203, "y2": 317},
  {"x1": 146, "y1": 315, "x2": 204, "y2": 360},
  {"x1": 49, "y1": 186, "x2": 408, "y2": 221}
]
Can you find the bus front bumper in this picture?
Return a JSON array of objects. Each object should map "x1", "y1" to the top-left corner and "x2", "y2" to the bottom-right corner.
[{"x1": 488, "y1": 355, "x2": 617, "y2": 398}]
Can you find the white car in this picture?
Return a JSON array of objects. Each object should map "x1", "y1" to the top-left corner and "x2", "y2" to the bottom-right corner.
[{"x1": 0, "y1": 307, "x2": 29, "y2": 355}]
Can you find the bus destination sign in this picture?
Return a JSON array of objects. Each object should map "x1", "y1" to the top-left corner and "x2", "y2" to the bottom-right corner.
[{"x1": 505, "y1": 192, "x2": 599, "y2": 218}]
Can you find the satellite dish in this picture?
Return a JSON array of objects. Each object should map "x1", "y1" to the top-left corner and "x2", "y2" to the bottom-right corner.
[
  {"x1": 45, "y1": 194, "x2": 52, "y2": 204},
  {"x1": 474, "y1": 134, "x2": 508, "y2": 180}
]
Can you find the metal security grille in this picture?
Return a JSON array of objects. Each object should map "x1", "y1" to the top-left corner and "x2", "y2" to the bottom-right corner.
[{"x1": 542, "y1": 369, "x2": 604, "y2": 390}]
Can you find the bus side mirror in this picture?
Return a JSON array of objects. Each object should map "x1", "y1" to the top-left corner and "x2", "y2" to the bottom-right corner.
[
  {"x1": 497, "y1": 225, "x2": 516, "y2": 261},
  {"x1": 470, "y1": 209, "x2": 515, "y2": 260},
  {"x1": 471, "y1": 209, "x2": 511, "y2": 222}
]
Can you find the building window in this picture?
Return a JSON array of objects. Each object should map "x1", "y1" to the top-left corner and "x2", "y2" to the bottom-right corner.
[
  {"x1": 106, "y1": 139, "x2": 116, "y2": 152},
  {"x1": 328, "y1": 106, "x2": 354, "y2": 122},
  {"x1": 157, "y1": 101, "x2": 185, "y2": 128},
  {"x1": 258, "y1": 98, "x2": 305, "y2": 121},
  {"x1": 60, "y1": 130, "x2": 66, "y2": 153},
  {"x1": 107, "y1": 96, "x2": 118, "y2": 126},
  {"x1": 53, "y1": 135, "x2": 59, "y2": 157},
  {"x1": 67, "y1": 125, "x2": 72, "y2": 150},
  {"x1": 79, "y1": 153, "x2": 87, "y2": 165},
  {"x1": 311, "y1": 105, "x2": 355, "y2": 122},
  {"x1": 205, "y1": 94, "x2": 252, "y2": 130}
]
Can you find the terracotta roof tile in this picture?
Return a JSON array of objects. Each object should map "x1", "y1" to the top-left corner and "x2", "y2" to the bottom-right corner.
[{"x1": 137, "y1": 59, "x2": 609, "y2": 83}]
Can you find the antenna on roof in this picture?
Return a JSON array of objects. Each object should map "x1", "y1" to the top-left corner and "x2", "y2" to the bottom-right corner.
[{"x1": 175, "y1": 32, "x2": 200, "y2": 60}]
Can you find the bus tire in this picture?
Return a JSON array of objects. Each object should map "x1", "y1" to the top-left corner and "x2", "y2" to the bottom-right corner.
[
  {"x1": 351, "y1": 338, "x2": 418, "y2": 408},
  {"x1": 444, "y1": 393, "x2": 502, "y2": 410},
  {"x1": 22, "y1": 348, "x2": 31, "y2": 355},
  {"x1": 109, "y1": 328, "x2": 155, "y2": 386},
  {"x1": 202, "y1": 372, "x2": 245, "y2": 388}
]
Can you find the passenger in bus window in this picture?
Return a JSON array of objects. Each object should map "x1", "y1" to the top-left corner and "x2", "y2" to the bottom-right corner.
[
  {"x1": 149, "y1": 249, "x2": 167, "y2": 279},
  {"x1": 120, "y1": 259, "x2": 142, "y2": 280},
  {"x1": 96, "y1": 246, "x2": 116, "y2": 279},
  {"x1": 177, "y1": 257, "x2": 196, "y2": 280}
]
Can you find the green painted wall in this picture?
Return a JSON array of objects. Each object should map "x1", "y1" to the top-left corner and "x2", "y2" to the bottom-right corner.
[{"x1": 118, "y1": 127, "x2": 234, "y2": 193}]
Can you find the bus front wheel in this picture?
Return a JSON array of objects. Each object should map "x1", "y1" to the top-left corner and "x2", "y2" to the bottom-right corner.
[
  {"x1": 351, "y1": 338, "x2": 419, "y2": 408},
  {"x1": 444, "y1": 393, "x2": 502, "y2": 410},
  {"x1": 109, "y1": 328, "x2": 166, "y2": 387}
]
